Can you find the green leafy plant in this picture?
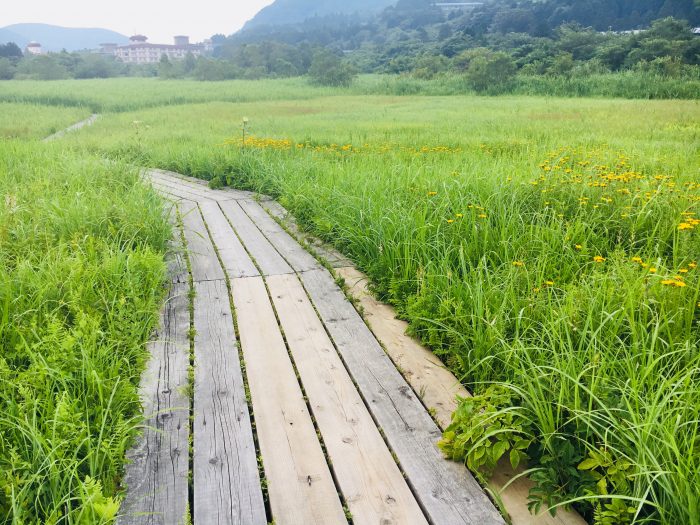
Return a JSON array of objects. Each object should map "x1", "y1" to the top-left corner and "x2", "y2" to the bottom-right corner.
[{"x1": 439, "y1": 386, "x2": 533, "y2": 475}]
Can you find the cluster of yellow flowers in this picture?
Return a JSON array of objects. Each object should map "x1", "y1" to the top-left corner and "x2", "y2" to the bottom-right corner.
[
  {"x1": 532, "y1": 148, "x2": 700, "y2": 214},
  {"x1": 678, "y1": 212, "x2": 699, "y2": 231},
  {"x1": 227, "y1": 135, "x2": 462, "y2": 155}
]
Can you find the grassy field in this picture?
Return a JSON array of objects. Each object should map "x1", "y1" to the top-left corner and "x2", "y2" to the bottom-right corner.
[
  {"x1": 0, "y1": 137, "x2": 170, "y2": 524},
  {"x1": 0, "y1": 103, "x2": 91, "y2": 139},
  {"x1": 1, "y1": 78, "x2": 698, "y2": 524}
]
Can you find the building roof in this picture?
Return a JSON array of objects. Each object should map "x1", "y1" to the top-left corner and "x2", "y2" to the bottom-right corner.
[{"x1": 117, "y1": 42, "x2": 202, "y2": 50}]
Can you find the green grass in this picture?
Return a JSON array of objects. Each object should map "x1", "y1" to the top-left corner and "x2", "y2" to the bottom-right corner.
[
  {"x1": 55, "y1": 87, "x2": 699, "y2": 524},
  {"x1": 0, "y1": 103, "x2": 91, "y2": 139},
  {"x1": 0, "y1": 77, "x2": 339, "y2": 113},
  {"x1": 0, "y1": 141, "x2": 170, "y2": 523}
]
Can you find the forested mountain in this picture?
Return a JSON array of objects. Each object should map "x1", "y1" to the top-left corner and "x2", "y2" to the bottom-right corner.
[
  {"x1": 243, "y1": 0, "x2": 397, "y2": 29},
  {"x1": 217, "y1": 0, "x2": 700, "y2": 79},
  {"x1": 235, "y1": 0, "x2": 700, "y2": 47}
]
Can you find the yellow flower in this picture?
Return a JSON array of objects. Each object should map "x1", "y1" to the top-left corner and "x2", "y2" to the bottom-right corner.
[
  {"x1": 649, "y1": 268, "x2": 657, "y2": 273},
  {"x1": 427, "y1": 191, "x2": 437, "y2": 196},
  {"x1": 456, "y1": 213, "x2": 463, "y2": 218},
  {"x1": 478, "y1": 214, "x2": 487, "y2": 219},
  {"x1": 689, "y1": 262, "x2": 697, "y2": 269},
  {"x1": 679, "y1": 268, "x2": 689, "y2": 273},
  {"x1": 678, "y1": 223, "x2": 694, "y2": 230},
  {"x1": 512, "y1": 261, "x2": 525, "y2": 267},
  {"x1": 446, "y1": 219, "x2": 454, "y2": 224},
  {"x1": 593, "y1": 256, "x2": 606, "y2": 263},
  {"x1": 544, "y1": 281, "x2": 555, "y2": 286},
  {"x1": 575, "y1": 244, "x2": 583, "y2": 250},
  {"x1": 631, "y1": 256, "x2": 643, "y2": 263}
]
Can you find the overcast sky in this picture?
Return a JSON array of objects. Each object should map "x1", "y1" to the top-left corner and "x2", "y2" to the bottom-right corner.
[{"x1": 3, "y1": 0, "x2": 276, "y2": 43}]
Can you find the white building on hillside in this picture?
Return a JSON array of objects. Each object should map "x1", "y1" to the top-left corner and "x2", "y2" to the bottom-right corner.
[
  {"x1": 25, "y1": 42, "x2": 43, "y2": 55},
  {"x1": 105, "y1": 35, "x2": 204, "y2": 64}
]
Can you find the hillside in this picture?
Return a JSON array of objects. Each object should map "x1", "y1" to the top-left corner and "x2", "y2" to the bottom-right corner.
[
  {"x1": 0, "y1": 24, "x2": 128, "y2": 51},
  {"x1": 243, "y1": 0, "x2": 397, "y2": 29}
]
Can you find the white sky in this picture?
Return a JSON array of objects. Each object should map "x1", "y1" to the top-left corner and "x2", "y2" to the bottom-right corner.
[{"x1": 2, "y1": 1, "x2": 276, "y2": 43}]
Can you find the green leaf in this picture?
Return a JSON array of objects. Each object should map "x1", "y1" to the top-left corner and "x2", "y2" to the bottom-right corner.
[
  {"x1": 510, "y1": 448, "x2": 521, "y2": 470},
  {"x1": 577, "y1": 458, "x2": 599, "y2": 471}
]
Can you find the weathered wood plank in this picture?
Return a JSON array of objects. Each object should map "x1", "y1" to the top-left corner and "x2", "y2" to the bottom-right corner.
[
  {"x1": 335, "y1": 267, "x2": 461, "y2": 427},
  {"x1": 238, "y1": 200, "x2": 320, "y2": 273},
  {"x1": 231, "y1": 276, "x2": 346, "y2": 525},
  {"x1": 261, "y1": 201, "x2": 353, "y2": 268},
  {"x1": 300, "y1": 268, "x2": 505, "y2": 525},
  {"x1": 197, "y1": 201, "x2": 259, "y2": 279},
  {"x1": 118, "y1": 282, "x2": 191, "y2": 525},
  {"x1": 193, "y1": 279, "x2": 266, "y2": 525},
  {"x1": 267, "y1": 274, "x2": 427, "y2": 525},
  {"x1": 336, "y1": 267, "x2": 587, "y2": 525},
  {"x1": 149, "y1": 178, "x2": 215, "y2": 203},
  {"x1": 179, "y1": 200, "x2": 226, "y2": 282},
  {"x1": 148, "y1": 169, "x2": 257, "y2": 201},
  {"x1": 219, "y1": 200, "x2": 293, "y2": 276},
  {"x1": 150, "y1": 182, "x2": 189, "y2": 203}
]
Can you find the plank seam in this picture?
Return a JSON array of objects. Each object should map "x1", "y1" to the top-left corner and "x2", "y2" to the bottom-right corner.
[{"x1": 174, "y1": 203, "x2": 196, "y2": 525}]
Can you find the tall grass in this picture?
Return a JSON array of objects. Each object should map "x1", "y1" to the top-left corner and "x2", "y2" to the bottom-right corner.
[
  {"x1": 0, "y1": 103, "x2": 91, "y2": 139},
  {"x1": 0, "y1": 141, "x2": 170, "y2": 524},
  {"x1": 57, "y1": 89, "x2": 700, "y2": 523}
]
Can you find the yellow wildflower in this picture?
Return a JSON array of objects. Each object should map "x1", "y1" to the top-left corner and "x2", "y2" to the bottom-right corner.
[
  {"x1": 593, "y1": 256, "x2": 606, "y2": 263},
  {"x1": 512, "y1": 261, "x2": 525, "y2": 267}
]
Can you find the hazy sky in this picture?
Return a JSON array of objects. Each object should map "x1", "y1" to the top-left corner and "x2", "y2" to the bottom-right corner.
[{"x1": 3, "y1": 0, "x2": 276, "y2": 43}]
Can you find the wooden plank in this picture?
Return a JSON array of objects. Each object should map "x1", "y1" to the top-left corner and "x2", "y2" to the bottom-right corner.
[
  {"x1": 118, "y1": 282, "x2": 191, "y2": 525},
  {"x1": 149, "y1": 178, "x2": 217, "y2": 202},
  {"x1": 231, "y1": 276, "x2": 346, "y2": 525},
  {"x1": 219, "y1": 201, "x2": 293, "y2": 276},
  {"x1": 267, "y1": 274, "x2": 428, "y2": 525},
  {"x1": 300, "y1": 268, "x2": 505, "y2": 525},
  {"x1": 238, "y1": 200, "x2": 320, "y2": 273},
  {"x1": 149, "y1": 169, "x2": 262, "y2": 201},
  {"x1": 150, "y1": 183, "x2": 189, "y2": 203},
  {"x1": 198, "y1": 201, "x2": 259, "y2": 279},
  {"x1": 193, "y1": 279, "x2": 266, "y2": 525},
  {"x1": 178, "y1": 200, "x2": 225, "y2": 282},
  {"x1": 148, "y1": 169, "x2": 256, "y2": 201},
  {"x1": 149, "y1": 179, "x2": 209, "y2": 202},
  {"x1": 335, "y1": 267, "x2": 462, "y2": 427},
  {"x1": 336, "y1": 267, "x2": 587, "y2": 525},
  {"x1": 261, "y1": 201, "x2": 353, "y2": 268}
]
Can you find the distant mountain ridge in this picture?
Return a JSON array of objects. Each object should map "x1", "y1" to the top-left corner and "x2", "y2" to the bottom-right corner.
[
  {"x1": 0, "y1": 24, "x2": 129, "y2": 52},
  {"x1": 243, "y1": 0, "x2": 398, "y2": 29}
]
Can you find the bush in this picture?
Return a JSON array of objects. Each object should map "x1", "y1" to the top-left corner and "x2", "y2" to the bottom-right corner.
[
  {"x1": 0, "y1": 58, "x2": 15, "y2": 80},
  {"x1": 463, "y1": 49, "x2": 517, "y2": 94},
  {"x1": 308, "y1": 50, "x2": 357, "y2": 87}
]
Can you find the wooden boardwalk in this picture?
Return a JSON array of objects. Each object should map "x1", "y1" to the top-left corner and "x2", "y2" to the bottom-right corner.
[{"x1": 119, "y1": 169, "x2": 505, "y2": 525}]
